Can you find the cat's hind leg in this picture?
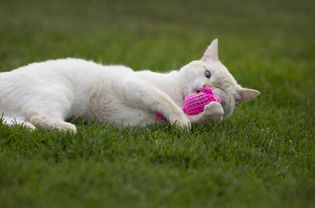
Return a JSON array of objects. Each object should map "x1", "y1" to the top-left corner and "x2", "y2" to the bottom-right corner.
[
  {"x1": 23, "y1": 89, "x2": 77, "y2": 133},
  {"x1": 28, "y1": 113, "x2": 77, "y2": 133},
  {"x1": 1, "y1": 116, "x2": 36, "y2": 130}
]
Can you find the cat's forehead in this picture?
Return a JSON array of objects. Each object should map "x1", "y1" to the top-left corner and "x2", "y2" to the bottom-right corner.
[
  {"x1": 186, "y1": 60, "x2": 229, "y2": 75},
  {"x1": 186, "y1": 60, "x2": 211, "y2": 69},
  {"x1": 203, "y1": 61, "x2": 228, "y2": 73},
  {"x1": 187, "y1": 60, "x2": 239, "y2": 86}
]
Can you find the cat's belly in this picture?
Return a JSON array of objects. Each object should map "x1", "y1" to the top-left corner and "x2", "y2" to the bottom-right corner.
[
  {"x1": 85, "y1": 86, "x2": 158, "y2": 127},
  {"x1": 110, "y1": 109, "x2": 157, "y2": 127},
  {"x1": 86, "y1": 104, "x2": 157, "y2": 127}
]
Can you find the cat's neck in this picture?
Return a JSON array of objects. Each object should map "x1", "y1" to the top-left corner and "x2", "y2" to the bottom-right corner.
[{"x1": 134, "y1": 70, "x2": 185, "y2": 106}]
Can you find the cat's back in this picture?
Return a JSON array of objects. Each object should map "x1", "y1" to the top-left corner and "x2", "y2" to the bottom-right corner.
[
  {"x1": 8, "y1": 58, "x2": 105, "y2": 75},
  {"x1": 0, "y1": 58, "x2": 134, "y2": 84}
]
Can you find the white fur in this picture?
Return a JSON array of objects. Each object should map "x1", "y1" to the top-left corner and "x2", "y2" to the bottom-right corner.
[{"x1": 0, "y1": 39, "x2": 260, "y2": 133}]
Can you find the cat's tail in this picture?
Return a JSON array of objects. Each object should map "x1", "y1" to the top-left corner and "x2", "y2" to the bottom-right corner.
[{"x1": 1, "y1": 115, "x2": 36, "y2": 130}]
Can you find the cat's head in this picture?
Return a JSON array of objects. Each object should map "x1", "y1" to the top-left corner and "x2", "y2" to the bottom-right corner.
[{"x1": 179, "y1": 39, "x2": 260, "y2": 118}]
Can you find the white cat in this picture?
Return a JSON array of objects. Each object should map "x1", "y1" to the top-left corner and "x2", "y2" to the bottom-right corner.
[{"x1": 0, "y1": 39, "x2": 259, "y2": 133}]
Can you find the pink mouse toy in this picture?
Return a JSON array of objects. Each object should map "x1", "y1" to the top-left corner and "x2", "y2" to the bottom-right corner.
[
  {"x1": 182, "y1": 87, "x2": 221, "y2": 115},
  {"x1": 155, "y1": 87, "x2": 221, "y2": 120}
]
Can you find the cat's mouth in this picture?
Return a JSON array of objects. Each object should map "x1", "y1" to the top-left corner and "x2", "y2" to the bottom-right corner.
[
  {"x1": 191, "y1": 82, "x2": 219, "y2": 94},
  {"x1": 191, "y1": 86, "x2": 227, "y2": 101},
  {"x1": 192, "y1": 87, "x2": 203, "y2": 94}
]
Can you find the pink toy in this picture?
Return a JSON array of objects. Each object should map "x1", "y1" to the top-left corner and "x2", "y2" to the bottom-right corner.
[
  {"x1": 155, "y1": 87, "x2": 221, "y2": 120},
  {"x1": 182, "y1": 87, "x2": 221, "y2": 115}
]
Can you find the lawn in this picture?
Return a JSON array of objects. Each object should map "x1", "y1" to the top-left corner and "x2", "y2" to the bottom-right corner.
[{"x1": 0, "y1": 0, "x2": 314, "y2": 207}]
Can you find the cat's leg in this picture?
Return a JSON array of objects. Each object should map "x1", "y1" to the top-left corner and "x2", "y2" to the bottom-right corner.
[
  {"x1": 121, "y1": 79, "x2": 191, "y2": 129},
  {"x1": 23, "y1": 90, "x2": 77, "y2": 133},
  {"x1": 188, "y1": 102, "x2": 224, "y2": 124},
  {"x1": 28, "y1": 113, "x2": 77, "y2": 133},
  {"x1": 1, "y1": 116, "x2": 36, "y2": 130}
]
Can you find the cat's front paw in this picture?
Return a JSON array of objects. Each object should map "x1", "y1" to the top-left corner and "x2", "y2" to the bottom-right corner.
[
  {"x1": 56, "y1": 122, "x2": 77, "y2": 134},
  {"x1": 169, "y1": 114, "x2": 191, "y2": 130},
  {"x1": 204, "y1": 102, "x2": 224, "y2": 122}
]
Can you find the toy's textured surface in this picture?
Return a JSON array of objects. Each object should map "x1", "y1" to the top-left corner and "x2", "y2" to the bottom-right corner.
[
  {"x1": 183, "y1": 87, "x2": 221, "y2": 115},
  {"x1": 155, "y1": 87, "x2": 221, "y2": 120}
]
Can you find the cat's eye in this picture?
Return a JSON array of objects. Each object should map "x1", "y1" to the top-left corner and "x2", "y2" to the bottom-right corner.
[{"x1": 204, "y1": 70, "x2": 211, "y2": 79}]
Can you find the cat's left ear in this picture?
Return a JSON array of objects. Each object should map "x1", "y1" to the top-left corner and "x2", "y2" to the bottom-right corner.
[
  {"x1": 201, "y1": 38, "x2": 219, "y2": 62},
  {"x1": 236, "y1": 87, "x2": 260, "y2": 104}
]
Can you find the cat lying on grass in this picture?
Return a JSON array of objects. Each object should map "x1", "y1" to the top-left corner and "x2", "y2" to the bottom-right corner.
[{"x1": 0, "y1": 39, "x2": 259, "y2": 133}]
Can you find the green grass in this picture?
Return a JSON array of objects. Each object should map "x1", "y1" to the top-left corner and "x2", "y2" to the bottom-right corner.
[{"x1": 0, "y1": 0, "x2": 314, "y2": 207}]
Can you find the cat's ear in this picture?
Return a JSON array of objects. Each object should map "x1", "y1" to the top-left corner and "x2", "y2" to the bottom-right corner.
[
  {"x1": 201, "y1": 38, "x2": 219, "y2": 62},
  {"x1": 236, "y1": 87, "x2": 260, "y2": 104}
]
